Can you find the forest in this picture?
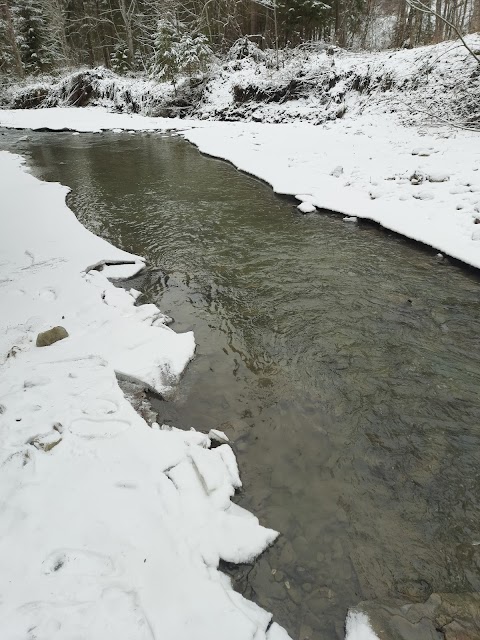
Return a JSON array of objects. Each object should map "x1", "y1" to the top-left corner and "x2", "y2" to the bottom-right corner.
[{"x1": 0, "y1": 0, "x2": 479, "y2": 78}]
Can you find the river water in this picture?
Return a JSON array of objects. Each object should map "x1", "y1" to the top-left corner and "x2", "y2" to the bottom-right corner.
[{"x1": 2, "y1": 129, "x2": 480, "y2": 639}]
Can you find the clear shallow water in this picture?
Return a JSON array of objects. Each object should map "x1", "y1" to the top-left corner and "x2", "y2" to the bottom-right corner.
[{"x1": 3, "y1": 129, "x2": 480, "y2": 639}]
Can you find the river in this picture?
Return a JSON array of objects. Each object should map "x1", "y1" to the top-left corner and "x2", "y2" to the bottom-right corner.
[{"x1": 2, "y1": 128, "x2": 480, "y2": 639}]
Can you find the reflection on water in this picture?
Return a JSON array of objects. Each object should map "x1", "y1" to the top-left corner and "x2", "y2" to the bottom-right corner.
[{"x1": 3, "y1": 129, "x2": 480, "y2": 639}]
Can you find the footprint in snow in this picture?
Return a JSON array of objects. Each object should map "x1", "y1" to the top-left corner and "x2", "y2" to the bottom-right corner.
[
  {"x1": 24, "y1": 376, "x2": 50, "y2": 388},
  {"x1": 69, "y1": 417, "x2": 130, "y2": 439},
  {"x1": 42, "y1": 548, "x2": 115, "y2": 577},
  {"x1": 38, "y1": 288, "x2": 57, "y2": 301},
  {"x1": 80, "y1": 398, "x2": 119, "y2": 416}
]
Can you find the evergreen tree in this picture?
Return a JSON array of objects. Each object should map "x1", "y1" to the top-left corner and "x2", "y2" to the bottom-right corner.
[
  {"x1": 278, "y1": 0, "x2": 331, "y2": 42},
  {"x1": 110, "y1": 41, "x2": 131, "y2": 74},
  {"x1": 13, "y1": 0, "x2": 53, "y2": 73},
  {"x1": 150, "y1": 14, "x2": 212, "y2": 90},
  {"x1": 0, "y1": 15, "x2": 14, "y2": 74}
]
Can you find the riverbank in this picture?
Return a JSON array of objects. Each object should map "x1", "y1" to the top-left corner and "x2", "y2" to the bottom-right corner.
[
  {"x1": 1, "y1": 106, "x2": 479, "y2": 269},
  {"x1": 2, "y1": 35, "x2": 479, "y2": 127},
  {"x1": 0, "y1": 149, "x2": 291, "y2": 639}
]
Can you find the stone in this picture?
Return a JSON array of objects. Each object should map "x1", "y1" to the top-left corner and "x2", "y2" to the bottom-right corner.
[
  {"x1": 412, "y1": 147, "x2": 432, "y2": 156},
  {"x1": 299, "y1": 624, "x2": 314, "y2": 640},
  {"x1": 428, "y1": 172, "x2": 449, "y2": 183},
  {"x1": 395, "y1": 579, "x2": 432, "y2": 602},
  {"x1": 410, "y1": 171, "x2": 425, "y2": 185},
  {"x1": 330, "y1": 165, "x2": 344, "y2": 178},
  {"x1": 292, "y1": 536, "x2": 309, "y2": 558},
  {"x1": 28, "y1": 432, "x2": 62, "y2": 452},
  {"x1": 278, "y1": 541, "x2": 296, "y2": 566},
  {"x1": 266, "y1": 580, "x2": 288, "y2": 601},
  {"x1": 36, "y1": 326, "x2": 69, "y2": 347},
  {"x1": 286, "y1": 584, "x2": 302, "y2": 604},
  {"x1": 352, "y1": 592, "x2": 480, "y2": 640}
]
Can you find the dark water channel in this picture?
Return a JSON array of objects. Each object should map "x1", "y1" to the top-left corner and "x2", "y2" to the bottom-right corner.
[{"x1": 2, "y1": 129, "x2": 480, "y2": 639}]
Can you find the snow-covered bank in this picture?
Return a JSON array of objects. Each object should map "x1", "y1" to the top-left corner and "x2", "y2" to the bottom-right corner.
[
  {"x1": 3, "y1": 35, "x2": 479, "y2": 126},
  {"x1": 1, "y1": 107, "x2": 479, "y2": 269},
  {"x1": 196, "y1": 35, "x2": 480, "y2": 126},
  {"x1": 0, "y1": 150, "x2": 285, "y2": 639},
  {"x1": 183, "y1": 119, "x2": 480, "y2": 269}
]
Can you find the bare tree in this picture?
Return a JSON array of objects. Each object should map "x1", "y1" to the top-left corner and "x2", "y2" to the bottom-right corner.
[{"x1": 407, "y1": 0, "x2": 480, "y2": 63}]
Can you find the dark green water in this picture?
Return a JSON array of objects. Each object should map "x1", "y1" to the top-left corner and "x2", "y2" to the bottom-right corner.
[{"x1": 2, "y1": 129, "x2": 480, "y2": 639}]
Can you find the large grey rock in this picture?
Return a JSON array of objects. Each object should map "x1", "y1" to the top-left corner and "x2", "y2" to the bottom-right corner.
[
  {"x1": 36, "y1": 326, "x2": 69, "y2": 347},
  {"x1": 352, "y1": 593, "x2": 480, "y2": 640}
]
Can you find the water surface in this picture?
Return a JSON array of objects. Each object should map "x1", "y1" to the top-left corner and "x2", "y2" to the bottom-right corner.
[{"x1": 2, "y1": 129, "x2": 480, "y2": 640}]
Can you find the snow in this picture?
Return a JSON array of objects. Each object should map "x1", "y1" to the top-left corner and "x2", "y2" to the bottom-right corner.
[
  {"x1": 182, "y1": 121, "x2": 480, "y2": 267},
  {"x1": 0, "y1": 106, "x2": 185, "y2": 132},
  {"x1": 345, "y1": 611, "x2": 380, "y2": 640},
  {"x1": 267, "y1": 622, "x2": 294, "y2": 640},
  {"x1": 196, "y1": 35, "x2": 480, "y2": 128},
  {"x1": 209, "y1": 428, "x2": 230, "y2": 443},
  {"x1": 0, "y1": 150, "x2": 284, "y2": 639},
  {"x1": 1, "y1": 39, "x2": 478, "y2": 634},
  {"x1": 1, "y1": 104, "x2": 479, "y2": 268},
  {"x1": 297, "y1": 201, "x2": 316, "y2": 213}
]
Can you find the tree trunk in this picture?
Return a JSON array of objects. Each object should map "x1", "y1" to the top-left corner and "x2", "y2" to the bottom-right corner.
[
  {"x1": 434, "y1": 0, "x2": 443, "y2": 41},
  {"x1": 405, "y1": 3, "x2": 414, "y2": 45},
  {"x1": 394, "y1": 0, "x2": 408, "y2": 47},
  {"x1": 335, "y1": 0, "x2": 346, "y2": 46},
  {"x1": 250, "y1": 0, "x2": 257, "y2": 35},
  {"x1": 1, "y1": 0, "x2": 24, "y2": 76},
  {"x1": 118, "y1": 0, "x2": 135, "y2": 62},
  {"x1": 471, "y1": 0, "x2": 480, "y2": 31},
  {"x1": 94, "y1": 0, "x2": 110, "y2": 67}
]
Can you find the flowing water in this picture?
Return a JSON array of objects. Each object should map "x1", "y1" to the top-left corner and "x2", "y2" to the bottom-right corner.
[{"x1": 2, "y1": 129, "x2": 480, "y2": 639}]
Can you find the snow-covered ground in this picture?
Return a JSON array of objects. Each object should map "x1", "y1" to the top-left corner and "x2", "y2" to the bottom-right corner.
[
  {"x1": 1, "y1": 106, "x2": 479, "y2": 268},
  {"x1": 0, "y1": 150, "x2": 293, "y2": 639}
]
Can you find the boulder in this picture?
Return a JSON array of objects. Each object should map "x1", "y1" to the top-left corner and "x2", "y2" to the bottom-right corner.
[
  {"x1": 36, "y1": 326, "x2": 69, "y2": 347},
  {"x1": 351, "y1": 592, "x2": 480, "y2": 640}
]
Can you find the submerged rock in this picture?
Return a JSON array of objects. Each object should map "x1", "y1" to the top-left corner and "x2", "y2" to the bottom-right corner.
[
  {"x1": 36, "y1": 326, "x2": 69, "y2": 347},
  {"x1": 351, "y1": 592, "x2": 480, "y2": 640}
]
